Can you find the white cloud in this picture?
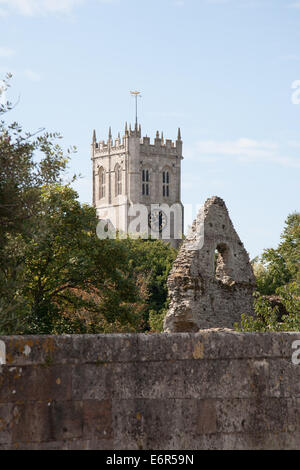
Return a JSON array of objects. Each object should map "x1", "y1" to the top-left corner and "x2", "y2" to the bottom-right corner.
[
  {"x1": 0, "y1": 46, "x2": 15, "y2": 57},
  {"x1": 24, "y1": 68, "x2": 41, "y2": 82},
  {"x1": 0, "y1": 0, "x2": 84, "y2": 16},
  {"x1": 0, "y1": 0, "x2": 115, "y2": 16},
  {"x1": 185, "y1": 138, "x2": 300, "y2": 168}
]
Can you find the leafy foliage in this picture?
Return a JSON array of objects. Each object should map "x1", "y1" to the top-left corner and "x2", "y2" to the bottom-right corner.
[
  {"x1": 252, "y1": 212, "x2": 300, "y2": 295},
  {"x1": 236, "y1": 213, "x2": 300, "y2": 332},
  {"x1": 235, "y1": 283, "x2": 300, "y2": 332},
  {"x1": 0, "y1": 77, "x2": 145, "y2": 334},
  {"x1": 0, "y1": 76, "x2": 177, "y2": 334},
  {"x1": 17, "y1": 186, "x2": 144, "y2": 334},
  {"x1": 120, "y1": 238, "x2": 178, "y2": 331}
]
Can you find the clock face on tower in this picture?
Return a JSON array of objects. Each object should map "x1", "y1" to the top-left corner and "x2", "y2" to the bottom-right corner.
[{"x1": 148, "y1": 209, "x2": 168, "y2": 233}]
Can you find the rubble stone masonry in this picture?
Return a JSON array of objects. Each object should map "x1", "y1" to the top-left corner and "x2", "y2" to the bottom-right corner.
[{"x1": 164, "y1": 197, "x2": 256, "y2": 332}]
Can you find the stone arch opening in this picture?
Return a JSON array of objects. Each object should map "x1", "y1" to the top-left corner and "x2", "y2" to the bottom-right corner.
[{"x1": 214, "y1": 242, "x2": 233, "y2": 283}]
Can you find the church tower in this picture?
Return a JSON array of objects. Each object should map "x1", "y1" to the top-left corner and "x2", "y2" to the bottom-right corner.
[{"x1": 91, "y1": 122, "x2": 184, "y2": 248}]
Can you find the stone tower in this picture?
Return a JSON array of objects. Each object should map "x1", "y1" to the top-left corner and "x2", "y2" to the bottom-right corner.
[
  {"x1": 91, "y1": 123, "x2": 184, "y2": 248},
  {"x1": 164, "y1": 196, "x2": 256, "y2": 331}
]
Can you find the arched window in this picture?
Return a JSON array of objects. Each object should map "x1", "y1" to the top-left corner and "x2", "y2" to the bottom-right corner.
[
  {"x1": 162, "y1": 170, "x2": 170, "y2": 197},
  {"x1": 115, "y1": 164, "x2": 122, "y2": 196},
  {"x1": 142, "y1": 168, "x2": 150, "y2": 196},
  {"x1": 99, "y1": 167, "x2": 105, "y2": 199},
  {"x1": 214, "y1": 243, "x2": 233, "y2": 282}
]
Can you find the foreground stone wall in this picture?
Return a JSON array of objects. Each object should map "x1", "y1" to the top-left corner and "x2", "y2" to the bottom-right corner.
[{"x1": 0, "y1": 331, "x2": 300, "y2": 450}]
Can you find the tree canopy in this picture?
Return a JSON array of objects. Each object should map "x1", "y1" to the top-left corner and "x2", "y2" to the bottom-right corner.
[
  {"x1": 0, "y1": 76, "x2": 176, "y2": 334},
  {"x1": 236, "y1": 212, "x2": 300, "y2": 332},
  {"x1": 252, "y1": 212, "x2": 300, "y2": 296}
]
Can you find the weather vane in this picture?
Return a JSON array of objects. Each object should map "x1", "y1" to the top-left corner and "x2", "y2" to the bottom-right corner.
[{"x1": 130, "y1": 90, "x2": 142, "y2": 127}]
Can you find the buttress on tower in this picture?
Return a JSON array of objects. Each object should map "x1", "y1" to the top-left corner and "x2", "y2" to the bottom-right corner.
[{"x1": 91, "y1": 122, "x2": 184, "y2": 248}]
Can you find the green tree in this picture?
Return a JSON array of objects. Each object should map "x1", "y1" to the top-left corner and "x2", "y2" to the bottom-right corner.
[
  {"x1": 236, "y1": 213, "x2": 300, "y2": 332},
  {"x1": 15, "y1": 185, "x2": 143, "y2": 334},
  {"x1": 0, "y1": 75, "x2": 73, "y2": 330},
  {"x1": 254, "y1": 212, "x2": 300, "y2": 295},
  {"x1": 0, "y1": 76, "x2": 143, "y2": 334},
  {"x1": 0, "y1": 76, "x2": 71, "y2": 244},
  {"x1": 235, "y1": 283, "x2": 300, "y2": 332},
  {"x1": 120, "y1": 237, "x2": 178, "y2": 331}
]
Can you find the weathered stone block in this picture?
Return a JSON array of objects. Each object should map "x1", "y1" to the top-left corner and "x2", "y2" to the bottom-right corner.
[
  {"x1": 268, "y1": 358, "x2": 300, "y2": 397},
  {"x1": 83, "y1": 399, "x2": 112, "y2": 439},
  {"x1": 121, "y1": 361, "x2": 186, "y2": 399},
  {"x1": 0, "y1": 364, "x2": 71, "y2": 403},
  {"x1": 0, "y1": 403, "x2": 12, "y2": 445},
  {"x1": 72, "y1": 364, "x2": 114, "y2": 400},
  {"x1": 216, "y1": 397, "x2": 288, "y2": 434},
  {"x1": 11, "y1": 401, "x2": 83, "y2": 444}
]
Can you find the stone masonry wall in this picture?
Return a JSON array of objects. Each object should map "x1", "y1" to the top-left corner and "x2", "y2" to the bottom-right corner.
[
  {"x1": 1, "y1": 331, "x2": 300, "y2": 450},
  {"x1": 164, "y1": 197, "x2": 256, "y2": 332}
]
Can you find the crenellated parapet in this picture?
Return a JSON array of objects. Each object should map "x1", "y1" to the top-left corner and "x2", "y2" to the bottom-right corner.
[
  {"x1": 139, "y1": 129, "x2": 183, "y2": 159},
  {"x1": 93, "y1": 140, "x2": 126, "y2": 156},
  {"x1": 91, "y1": 124, "x2": 183, "y2": 159}
]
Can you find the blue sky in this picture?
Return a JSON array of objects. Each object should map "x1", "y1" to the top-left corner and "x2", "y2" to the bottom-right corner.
[{"x1": 0, "y1": 0, "x2": 299, "y2": 258}]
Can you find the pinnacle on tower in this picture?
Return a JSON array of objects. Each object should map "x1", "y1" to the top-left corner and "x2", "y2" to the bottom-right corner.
[
  {"x1": 92, "y1": 129, "x2": 96, "y2": 143},
  {"x1": 134, "y1": 121, "x2": 138, "y2": 137},
  {"x1": 108, "y1": 126, "x2": 112, "y2": 140},
  {"x1": 161, "y1": 131, "x2": 164, "y2": 143},
  {"x1": 177, "y1": 127, "x2": 182, "y2": 141},
  {"x1": 156, "y1": 130, "x2": 160, "y2": 139}
]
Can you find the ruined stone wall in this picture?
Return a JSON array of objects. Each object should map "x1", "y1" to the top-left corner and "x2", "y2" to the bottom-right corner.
[
  {"x1": 164, "y1": 197, "x2": 256, "y2": 332},
  {"x1": 0, "y1": 331, "x2": 300, "y2": 450}
]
